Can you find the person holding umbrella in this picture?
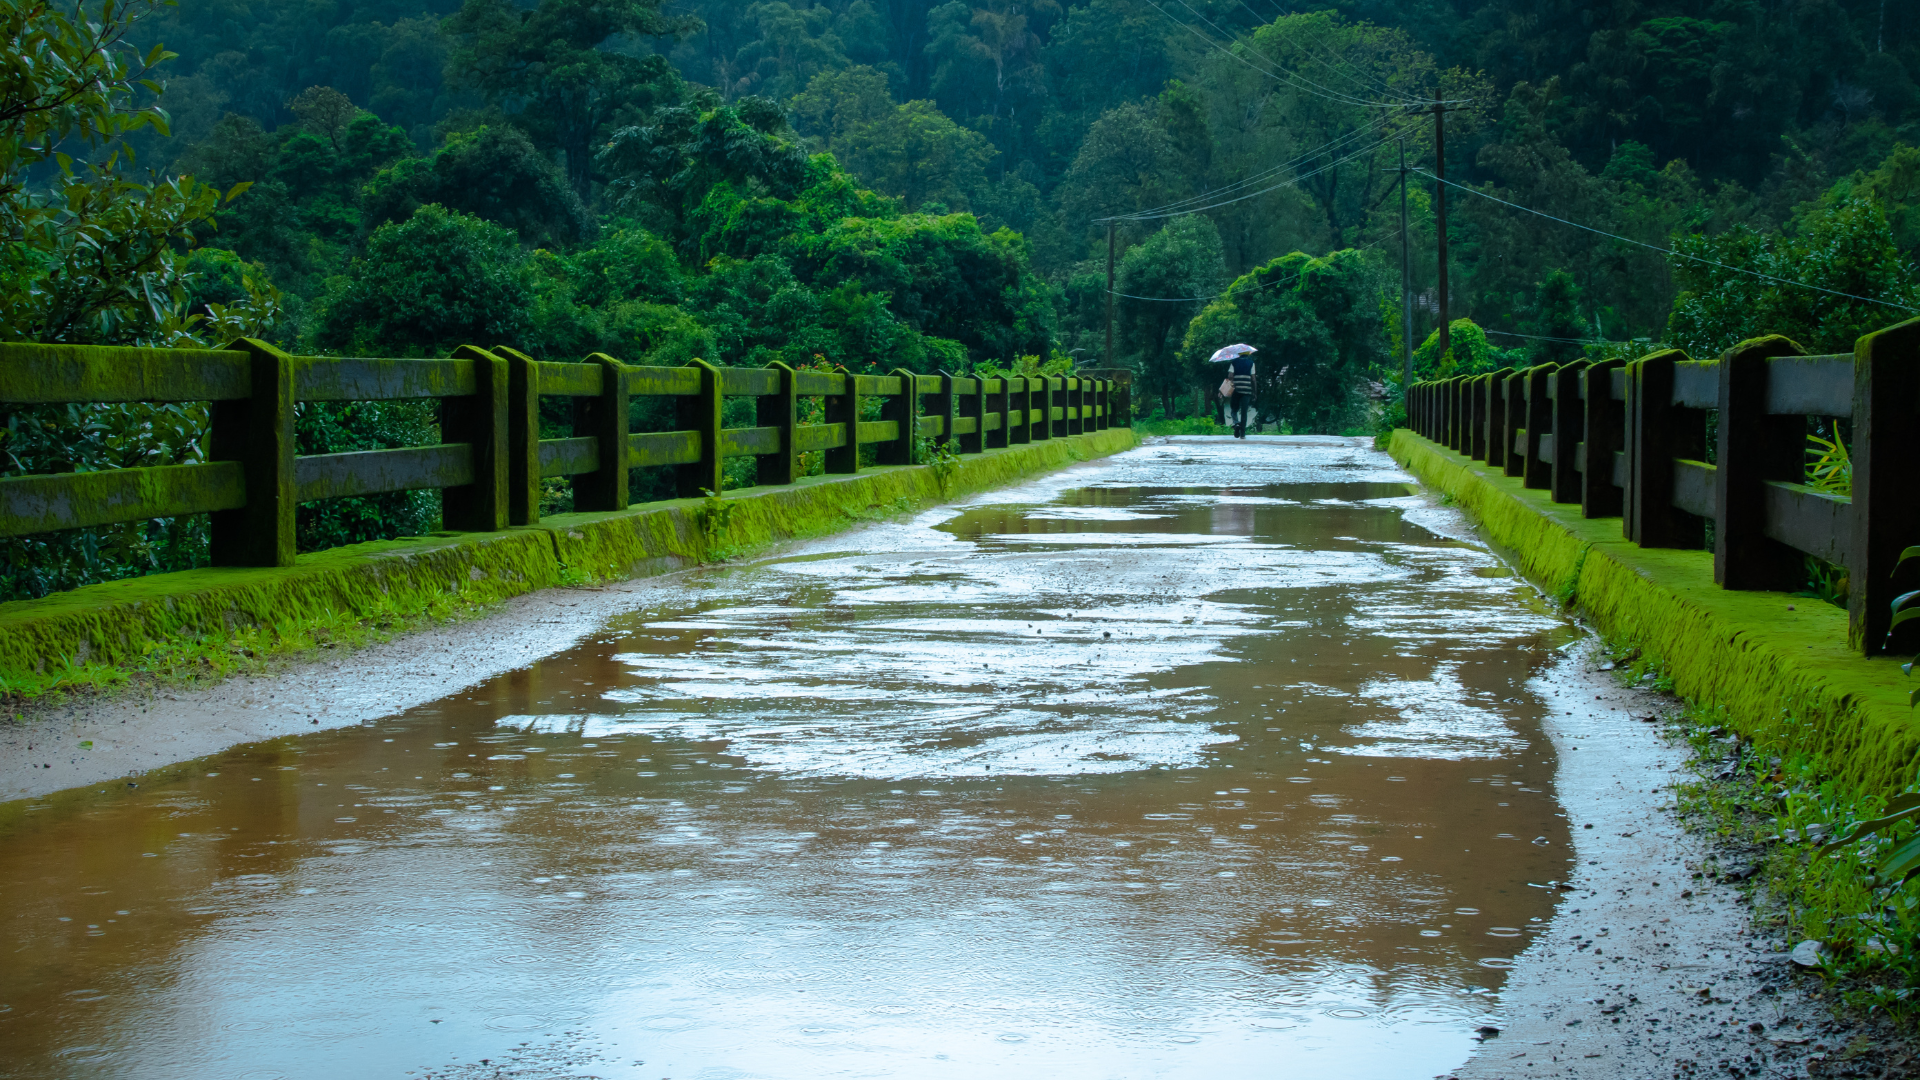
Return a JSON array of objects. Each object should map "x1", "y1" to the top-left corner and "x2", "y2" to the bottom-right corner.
[{"x1": 1209, "y1": 343, "x2": 1258, "y2": 439}]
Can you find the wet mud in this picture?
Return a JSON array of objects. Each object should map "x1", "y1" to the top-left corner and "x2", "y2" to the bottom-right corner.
[{"x1": 0, "y1": 436, "x2": 1813, "y2": 1079}]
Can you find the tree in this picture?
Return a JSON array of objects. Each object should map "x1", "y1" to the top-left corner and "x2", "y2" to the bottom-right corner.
[
  {"x1": 1194, "y1": 11, "x2": 1438, "y2": 254},
  {"x1": 1182, "y1": 247, "x2": 1383, "y2": 432},
  {"x1": 363, "y1": 125, "x2": 594, "y2": 246},
  {"x1": 1115, "y1": 215, "x2": 1223, "y2": 416},
  {"x1": 925, "y1": 0, "x2": 1057, "y2": 129},
  {"x1": 1056, "y1": 101, "x2": 1185, "y2": 227},
  {"x1": 837, "y1": 100, "x2": 995, "y2": 210},
  {"x1": 313, "y1": 204, "x2": 533, "y2": 355},
  {"x1": 1523, "y1": 269, "x2": 1590, "y2": 364},
  {"x1": 444, "y1": 0, "x2": 695, "y2": 200},
  {"x1": 288, "y1": 85, "x2": 357, "y2": 150},
  {"x1": 1666, "y1": 198, "x2": 1920, "y2": 357},
  {"x1": 792, "y1": 67, "x2": 996, "y2": 212},
  {"x1": 1, "y1": 0, "x2": 243, "y2": 346},
  {"x1": 599, "y1": 96, "x2": 813, "y2": 238}
]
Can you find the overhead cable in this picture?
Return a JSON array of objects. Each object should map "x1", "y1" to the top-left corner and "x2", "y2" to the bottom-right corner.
[
  {"x1": 1095, "y1": 112, "x2": 1399, "y2": 223},
  {"x1": 1482, "y1": 329, "x2": 1637, "y2": 346},
  {"x1": 1240, "y1": 0, "x2": 1412, "y2": 101},
  {"x1": 1122, "y1": 133, "x2": 1394, "y2": 220},
  {"x1": 1140, "y1": 0, "x2": 1416, "y2": 110},
  {"x1": 1108, "y1": 235, "x2": 1386, "y2": 303},
  {"x1": 1417, "y1": 171, "x2": 1918, "y2": 314},
  {"x1": 1165, "y1": 0, "x2": 1418, "y2": 108}
]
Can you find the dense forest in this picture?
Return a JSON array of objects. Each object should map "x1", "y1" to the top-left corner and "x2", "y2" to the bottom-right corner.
[{"x1": 4, "y1": 0, "x2": 1919, "y2": 595}]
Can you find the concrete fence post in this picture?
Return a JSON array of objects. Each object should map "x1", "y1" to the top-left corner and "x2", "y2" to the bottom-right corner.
[
  {"x1": 1469, "y1": 374, "x2": 1490, "y2": 459},
  {"x1": 1521, "y1": 365, "x2": 1552, "y2": 489},
  {"x1": 958, "y1": 374, "x2": 984, "y2": 453},
  {"x1": 1850, "y1": 316, "x2": 1920, "y2": 653},
  {"x1": 825, "y1": 366, "x2": 862, "y2": 474},
  {"x1": 985, "y1": 377, "x2": 1010, "y2": 448},
  {"x1": 758, "y1": 361, "x2": 799, "y2": 484},
  {"x1": 573, "y1": 352, "x2": 630, "y2": 511},
  {"x1": 1484, "y1": 373, "x2": 1507, "y2": 469},
  {"x1": 1627, "y1": 350, "x2": 1704, "y2": 548},
  {"x1": 489, "y1": 345, "x2": 542, "y2": 526},
  {"x1": 1501, "y1": 374, "x2": 1525, "y2": 478},
  {"x1": 878, "y1": 368, "x2": 918, "y2": 465},
  {"x1": 211, "y1": 337, "x2": 296, "y2": 567},
  {"x1": 1549, "y1": 361, "x2": 1588, "y2": 504},
  {"x1": 1715, "y1": 336, "x2": 1808, "y2": 589},
  {"x1": 1010, "y1": 377, "x2": 1032, "y2": 444},
  {"x1": 443, "y1": 345, "x2": 511, "y2": 532},
  {"x1": 676, "y1": 358, "x2": 724, "y2": 498},
  {"x1": 932, "y1": 371, "x2": 957, "y2": 451},
  {"x1": 1580, "y1": 357, "x2": 1626, "y2": 519}
]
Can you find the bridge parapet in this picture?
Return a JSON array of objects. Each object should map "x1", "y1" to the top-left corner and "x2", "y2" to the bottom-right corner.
[
  {"x1": 1406, "y1": 317, "x2": 1920, "y2": 656},
  {"x1": 0, "y1": 343, "x2": 1116, "y2": 573}
]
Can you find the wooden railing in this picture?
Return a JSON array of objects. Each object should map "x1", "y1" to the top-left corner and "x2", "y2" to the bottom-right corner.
[
  {"x1": 0, "y1": 339, "x2": 1122, "y2": 569},
  {"x1": 1406, "y1": 318, "x2": 1920, "y2": 656}
]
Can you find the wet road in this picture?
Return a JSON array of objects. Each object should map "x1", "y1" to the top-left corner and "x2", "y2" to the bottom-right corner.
[{"x1": 0, "y1": 437, "x2": 1580, "y2": 1079}]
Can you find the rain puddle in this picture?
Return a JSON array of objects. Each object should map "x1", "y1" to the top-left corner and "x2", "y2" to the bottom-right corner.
[{"x1": 0, "y1": 436, "x2": 1579, "y2": 1079}]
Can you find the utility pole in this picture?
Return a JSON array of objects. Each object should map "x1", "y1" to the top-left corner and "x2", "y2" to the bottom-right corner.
[
  {"x1": 1432, "y1": 92, "x2": 1451, "y2": 364},
  {"x1": 1399, "y1": 139, "x2": 1412, "y2": 392},
  {"x1": 1105, "y1": 221, "x2": 1116, "y2": 368}
]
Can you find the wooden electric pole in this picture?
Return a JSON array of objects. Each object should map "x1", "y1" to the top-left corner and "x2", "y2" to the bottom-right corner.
[
  {"x1": 1399, "y1": 139, "x2": 1412, "y2": 392},
  {"x1": 1432, "y1": 93, "x2": 1450, "y2": 364},
  {"x1": 1105, "y1": 221, "x2": 1116, "y2": 367}
]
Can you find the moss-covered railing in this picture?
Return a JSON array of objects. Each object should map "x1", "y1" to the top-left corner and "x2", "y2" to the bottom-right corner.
[
  {"x1": 0, "y1": 340, "x2": 1125, "y2": 571},
  {"x1": 1407, "y1": 317, "x2": 1920, "y2": 657}
]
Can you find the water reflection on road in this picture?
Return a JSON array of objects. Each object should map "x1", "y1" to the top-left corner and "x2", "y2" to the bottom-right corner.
[{"x1": 0, "y1": 436, "x2": 1577, "y2": 1079}]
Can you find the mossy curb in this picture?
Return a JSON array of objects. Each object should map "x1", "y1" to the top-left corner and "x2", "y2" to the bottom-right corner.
[
  {"x1": 1388, "y1": 428, "x2": 1920, "y2": 800},
  {"x1": 0, "y1": 428, "x2": 1136, "y2": 697}
]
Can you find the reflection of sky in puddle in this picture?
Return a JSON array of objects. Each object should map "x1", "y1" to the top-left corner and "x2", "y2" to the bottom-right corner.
[{"x1": 0, "y1": 437, "x2": 1573, "y2": 1080}]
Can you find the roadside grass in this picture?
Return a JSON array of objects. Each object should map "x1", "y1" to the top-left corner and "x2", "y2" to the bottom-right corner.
[
  {"x1": 1133, "y1": 417, "x2": 1222, "y2": 436},
  {"x1": 0, "y1": 492, "x2": 935, "y2": 714},
  {"x1": 1, "y1": 577, "x2": 526, "y2": 714},
  {"x1": 1599, "y1": 641, "x2": 1920, "y2": 1019}
]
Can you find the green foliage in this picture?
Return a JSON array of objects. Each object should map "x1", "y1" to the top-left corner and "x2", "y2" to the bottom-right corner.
[
  {"x1": 914, "y1": 434, "x2": 961, "y2": 493},
  {"x1": 0, "y1": 0, "x2": 283, "y2": 601},
  {"x1": 444, "y1": 0, "x2": 693, "y2": 198},
  {"x1": 1183, "y1": 247, "x2": 1386, "y2": 433},
  {"x1": 1411, "y1": 318, "x2": 1523, "y2": 380},
  {"x1": 363, "y1": 125, "x2": 593, "y2": 246},
  {"x1": 1896, "y1": 547, "x2": 1920, "y2": 708},
  {"x1": 1115, "y1": 216, "x2": 1223, "y2": 416},
  {"x1": 293, "y1": 401, "x2": 440, "y2": 553},
  {"x1": 313, "y1": 204, "x2": 532, "y2": 355},
  {"x1": 1132, "y1": 414, "x2": 1219, "y2": 436},
  {"x1": 1667, "y1": 197, "x2": 1920, "y2": 356},
  {"x1": 0, "y1": 0, "x2": 243, "y2": 347},
  {"x1": 1807, "y1": 429, "x2": 1852, "y2": 497},
  {"x1": 696, "y1": 487, "x2": 740, "y2": 559},
  {"x1": 972, "y1": 350, "x2": 1071, "y2": 381},
  {"x1": 793, "y1": 67, "x2": 997, "y2": 213}
]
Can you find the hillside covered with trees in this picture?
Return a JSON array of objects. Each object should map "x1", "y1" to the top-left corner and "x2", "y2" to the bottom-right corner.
[{"x1": 4, "y1": 0, "x2": 1919, "y2": 594}]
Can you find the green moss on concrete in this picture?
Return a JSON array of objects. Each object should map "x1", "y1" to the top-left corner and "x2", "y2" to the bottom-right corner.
[
  {"x1": 1389, "y1": 428, "x2": 1920, "y2": 799},
  {"x1": 0, "y1": 428, "x2": 1135, "y2": 698}
]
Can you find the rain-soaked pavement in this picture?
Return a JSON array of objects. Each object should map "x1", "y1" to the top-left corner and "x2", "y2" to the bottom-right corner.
[{"x1": 0, "y1": 436, "x2": 1587, "y2": 1079}]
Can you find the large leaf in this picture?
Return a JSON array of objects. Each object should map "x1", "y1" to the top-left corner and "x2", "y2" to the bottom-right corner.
[{"x1": 1822, "y1": 794, "x2": 1920, "y2": 851}]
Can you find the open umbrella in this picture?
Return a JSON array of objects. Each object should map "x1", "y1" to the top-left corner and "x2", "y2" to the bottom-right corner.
[{"x1": 1207, "y1": 343, "x2": 1256, "y2": 363}]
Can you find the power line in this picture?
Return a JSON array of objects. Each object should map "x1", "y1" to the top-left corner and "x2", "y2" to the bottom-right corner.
[
  {"x1": 1235, "y1": 0, "x2": 1417, "y2": 103},
  {"x1": 1127, "y1": 134, "x2": 1394, "y2": 220},
  {"x1": 1096, "y1": 113, "x2": 1399, "y2": 223},
  {"x1": 1165, "y1": 0, "x2": 1418, "y2": 108},
  {"x1": 1417, "y1": 170, "x2": 1919, "y2": 314},
  {"x1": 1482, "y1": 328, "x2": 1637, "y2": 346},
  {"x1": 1108, "y1": 235, "x2": 1387, "y2": 303},
  {"x1": 1141, "y1": 0, "x2": 1418, "y2": 110}
]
